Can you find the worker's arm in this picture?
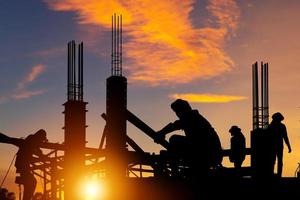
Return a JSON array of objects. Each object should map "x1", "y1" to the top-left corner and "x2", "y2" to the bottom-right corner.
[
  {"x1": 282, "y1": 125, "x2": 292, "y2": 153},
  {"x1": 154, "y1": 120, "x2": 181, "y2": 143},
  {"x1": 0, "y1": 132, "x2": 24, "y2": 146},
  {"x1": 32, "y1": 144, "x2": 48, "y2": 160},
  {"x1": 33, "y1": 148, "x2": 44, "y2": 157}
]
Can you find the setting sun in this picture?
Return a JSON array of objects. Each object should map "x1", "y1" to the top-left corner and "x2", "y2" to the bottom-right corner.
[{"x1": 83, "y1": 180, "x2": 105, "y2": 200}]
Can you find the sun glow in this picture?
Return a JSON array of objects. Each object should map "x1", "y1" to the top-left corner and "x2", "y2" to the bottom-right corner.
[{"x1": 83, "y1": 180, "x2": 105, "y2": 200}]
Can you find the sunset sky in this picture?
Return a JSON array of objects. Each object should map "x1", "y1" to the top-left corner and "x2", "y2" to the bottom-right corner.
[{"x1": 1, "y1": 0, "x2": 300, "y2": 193}]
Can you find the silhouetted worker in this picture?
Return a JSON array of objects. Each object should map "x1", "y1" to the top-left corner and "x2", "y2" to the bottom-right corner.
[
  {"x1": 15, "y1": 129, "x2": 48, "y2": 200},
  {"x1": 229, "y1": 126, "x2": 246, "y2": 170},
  {"x1": 268, "y1": 112, "x2": 292, "y2": 177},
  {"x1": 155, "y1": 99, "x2": 223, "y2": 176}
]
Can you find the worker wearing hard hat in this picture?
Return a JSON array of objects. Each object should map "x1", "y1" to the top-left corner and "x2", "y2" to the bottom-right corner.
[
  {"x1": 15, "y1": 129, "x2": 48, "y2": 200},
  {"x1": 268, "y1": 112, "x2": 292, "y2": 177}
]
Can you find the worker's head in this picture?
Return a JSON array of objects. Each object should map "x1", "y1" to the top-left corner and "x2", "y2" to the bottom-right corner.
[
  {"x1": 34, "y1": 129, "x2": 48, "y2": 143},
  {"x1": 229, "y1": 125, "x2": 241, "y2": 136},
  {"x1": 171, "y1": 99, "x2": 192, "y2": 118},
  {"x1": 272, "y1": 112, "x2": 284, "y2": 122}
]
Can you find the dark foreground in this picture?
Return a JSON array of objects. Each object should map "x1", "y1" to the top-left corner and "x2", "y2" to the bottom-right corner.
[{"x1": 105, "y1": 176, "x2": 300, "y2": 200}]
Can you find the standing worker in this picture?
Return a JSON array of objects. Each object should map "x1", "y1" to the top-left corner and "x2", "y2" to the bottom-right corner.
[
  {"x1": 15, "y1": 129, "x2": 48, "y2": 200},
  {"x1": 155, "y1": 99, "x2": 223, "y2": 177},
  {"x1": 268, "y1": 112, "x2": 292, "y2": 177},
  {"x1": 229, "y1": 126, "x2": 246, "y2": 170}
]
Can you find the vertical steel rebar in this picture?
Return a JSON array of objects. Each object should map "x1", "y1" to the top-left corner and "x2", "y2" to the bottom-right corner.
[{"x1": 120, "y1": 15, "x2": 123, "y2": 76}]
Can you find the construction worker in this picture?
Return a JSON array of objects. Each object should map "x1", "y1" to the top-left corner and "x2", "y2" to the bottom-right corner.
[
  {"x1": 15, "y1": 129, "x2": 48, "y2": 200},
  {"x1": 155, "y1": 99, "x2": 223, "y2": 176},
  {"x1": 268, "y1": 112, "x2": 292, "y2": 177},
  {"x1": 229, "y1": 126, "x2": 246, "y2": 169}
]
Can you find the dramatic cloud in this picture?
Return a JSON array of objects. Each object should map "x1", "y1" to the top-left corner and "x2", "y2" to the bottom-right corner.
[
  {"x1": 46, "y1": 0, "x2": 240, "y2": 85},
  {"x1": 171, "y1": 93, "x2": 247, "y2": 103}
]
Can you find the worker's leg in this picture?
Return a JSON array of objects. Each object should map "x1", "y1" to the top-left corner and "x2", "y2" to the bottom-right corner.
[
  {"x1": 22, "y1": 173, "x2": 37, "y2": 200},
  {"x1": 234, "y1": 161, "x2": 243, "y2": 177},
  {"x1": 169, "y1": 135, "x2": 188, "y2": 176},
  {"x1": 169, "y1": 135, "x2": 187, "y2": 151},
  {"x1": 270, "y1": 150, "x2": 276, "y2": 176},
  {"x1": 234, "y1": 161, "x2": 242, "y2": 169},
  {"x1": 277, "y1": 148, "x2": 283, "y2": 177}
]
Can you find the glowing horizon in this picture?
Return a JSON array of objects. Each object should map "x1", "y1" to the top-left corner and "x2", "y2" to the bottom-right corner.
[{"x1": 170, "y1": 93, "x2": 247, "y2": 103}]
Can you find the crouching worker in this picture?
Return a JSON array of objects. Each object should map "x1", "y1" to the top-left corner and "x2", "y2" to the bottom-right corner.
[
  {"x1": 155, "y1": 99, "x2": 223, "y2": 177},
  {"x1": 15, "y1": 129, "x2": 48, "y2": 200},
  {"x1": 229, "y1": 126, "x2": 246, "y2": 173}
]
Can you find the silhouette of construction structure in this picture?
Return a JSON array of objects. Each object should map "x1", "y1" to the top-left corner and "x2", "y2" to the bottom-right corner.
[
  {"x1": 64, "y1": 40, "x2": 87, "y2": 200},
  {"x1": 105, "y1": 14, "x2": 127, "y2": 179},
  {"x1": 251, "y1": 62, "x2": 273, "y2": 178},
  {"x1": 1, "y1": 15, "x2": 300, "y2": 200},
  {"x1": 252, "y1": 62, "x2": 269, "y2": 130}
]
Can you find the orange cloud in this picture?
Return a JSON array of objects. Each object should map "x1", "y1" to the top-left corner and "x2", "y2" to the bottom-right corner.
[
  {"x1": 18, "y1": 64, "x2": 46, "y2": 90},
  {"x1": 46, "y1": 0, "x2": 240, "y2": 85},
  {"x1": 14, "y1": 64, "x2": 47, "y2": 100},
  {"x1": 170, "y1": 93, "x2": 247, "y2": 103},
  {"x1": 207, "y1": 0, "x2": 240, "y2": 33},
  {"x1": 12, "y1": 90, "x2": 46, "y2": 100},
  {"x1": 26, "y1": 64, "x2": 46, "y2": 83}
]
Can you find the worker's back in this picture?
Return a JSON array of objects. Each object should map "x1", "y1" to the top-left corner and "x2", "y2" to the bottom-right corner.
[{"x1": 178, "y1": 110, "x2": 223, "y2": 168}]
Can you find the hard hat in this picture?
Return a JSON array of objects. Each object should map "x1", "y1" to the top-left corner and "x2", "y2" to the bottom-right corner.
[
  {"x1": 229, "y1": 125, "x2": 241, "y2": 133},
  {"x1": 272, "y1": 112, "x2": 284, "y2": 121},
  {"x1": 34, "y1": 129, "x2": 48, "y2": 142},
  {"x1": 171, "y1": 99, "x2": 192, "y2": 113}
]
